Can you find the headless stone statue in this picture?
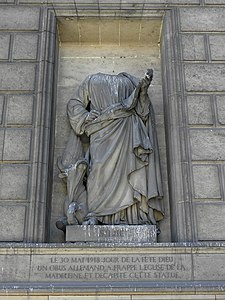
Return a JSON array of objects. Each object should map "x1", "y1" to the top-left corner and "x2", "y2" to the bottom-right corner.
[{"x1": 56, "y1": 69, "x2": 164, "y2": 232}]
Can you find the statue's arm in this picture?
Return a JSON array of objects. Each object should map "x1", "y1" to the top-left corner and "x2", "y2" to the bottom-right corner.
[
  {"x1": 67, "y1": 76, "x2": 99, "y2": 135},
  {"x1": 135, "y1": 69, "x2": 153, "y2": 121}
]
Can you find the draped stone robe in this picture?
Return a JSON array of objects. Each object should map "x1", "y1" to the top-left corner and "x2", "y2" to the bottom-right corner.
[{"x1": 67, "y1": 72, "x2": 164, "y2": 225}]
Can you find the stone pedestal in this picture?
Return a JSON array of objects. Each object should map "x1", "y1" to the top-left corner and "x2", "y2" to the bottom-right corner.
[{"x1": 66, "y1": 225, "x2": 157, "y2": 243}]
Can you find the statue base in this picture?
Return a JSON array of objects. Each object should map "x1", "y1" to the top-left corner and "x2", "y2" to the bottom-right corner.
[{"x1": 66, "y1": 225, "x2": 157, "y2": 243}]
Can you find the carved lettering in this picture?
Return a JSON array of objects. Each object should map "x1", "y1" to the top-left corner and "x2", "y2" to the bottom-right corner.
[{"x1": 33, "y1": 254, "x2": 191, "y2": 282}]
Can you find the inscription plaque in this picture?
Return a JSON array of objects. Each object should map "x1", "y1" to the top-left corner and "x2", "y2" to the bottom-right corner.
[
  {"x1": 31, "y1": 254, "x2": 191, "y2": 282},
  {"x1": 66, "y1": 225, "x2": 157, "y2": 243}
]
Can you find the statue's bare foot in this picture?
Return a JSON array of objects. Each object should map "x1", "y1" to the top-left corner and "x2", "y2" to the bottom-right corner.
[{"x1": 82, "y1": 217, "x2": 98, "y2": 225}]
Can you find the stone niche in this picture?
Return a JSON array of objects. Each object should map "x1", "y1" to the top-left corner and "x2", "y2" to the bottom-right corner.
[{"x1": 50, "y1": 16, "x2": 170, "y2": 243}]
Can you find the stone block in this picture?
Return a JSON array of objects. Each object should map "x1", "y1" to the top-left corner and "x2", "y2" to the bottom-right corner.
[
  {"x1": 0, "y1": 95, "x2": 4, "y2": 124},
  {"x1": 184, "y1": 64, "x2": 225, "y2": 92},
  {"x1": 205, "y1": 0, "x2": 225, "y2": 3},
  {"x1": 56, "y1": 87, "x2": 73, "y2": 116},
  {"x1": 195, "y1": 204, "x2": 225, "y2": 240},
  {"x1": 59, "y1": 46, "x2": 160, "y2": 88},
  {"x1": 180, "y1": 8, "x2": 225, "y2": 32},
  {"x1": 55, "y1": 115, "x2": 70, "y2": 148},
  {"x1": 0, "y1": 63, "x2": 36, "y2": 90},
  {"x1": 0, "y1": 205, "x2": 26, "y2": 241},
  {"x1": 58, "y1": 18, "x2": 80, "y2": 43},
  {"x1": 0, "y1": 165, "x2": 29, "y2": 200},
  {"x1": 132, "y1": 296, "x2": 215, "y2": 300},
  {"x1": 181, "y1": 35, "x2": 205, "y2": 61},
  {"x1": 0, "y1": 6, "x2": 40, "y2": 30},
  {"x1": 0, "y1": 34, "x2": 10, "y2": 60},
  {"x1": 190, "y1": 129, "x2": 225, "y2": 160},
  {"x1": 0, "y1": 129, "x2": 4, "y2": 160},
  {"x1": 0, "y1": 298, "x2": 48, "y2": 300},
  {"x1": 192, "y1": 165, "x2": 221, "y2": 199},
  {"x1": 187, "y1": 95, "x2": 213, "y2": 125},
  {"x1": 49, "y1": 297, "x2": 130, "y2": 300},
  {"x1": 209, "y1": 35, "x2": 225, "y2": 60},
  {"x1": 7, "y1": 94, "x2": 33, "y2": 125},
  {"x1": 13, "y1": 34, "x2": 38, "y2": 60},
  {"x1": 31, "y1": 252, "x2": 191, "y2": 282},
  {"x1": 216, "y1": 95, "x2": 225, "y2": 124},
  {"x1": 66, "y1": 225, "x2": 157, "y2": 243},
  {"x1": 0, "y1": 253, "x2": 30, "y2": 282},
  {"x1": 3, "y1": 129, "x2": 31, "y2": 161}
]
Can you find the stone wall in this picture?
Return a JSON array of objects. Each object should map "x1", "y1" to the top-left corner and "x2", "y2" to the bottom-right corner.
[
  {"x1": 0, "y1": 0, "x2": 225, "y2": 244},
  {"x1": 1, "y1": 0, "x2": 225, "y2": 298},
  {"x1": 0, "y1": 5, "x2": 57, "y2": 242}
]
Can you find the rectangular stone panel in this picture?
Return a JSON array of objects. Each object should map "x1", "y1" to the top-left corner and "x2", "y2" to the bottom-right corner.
[
  {"x1": 79, "y1": 19, "x2": 99, "y2": 44},
  {"x1": 180, "y1": 8, "x2": 225, "y2": 32},
  {"x1": 190, "y1": 129, "x2": 225, "y2": 160},
  {"x1": 30, "y1": 253, "x2": 192, "y2": 282},
  {"x1": 195, "y1": 204, "x2": 225, "y2": 240},
  {"x1": 0, "y1": 63, "x2": 36, "y2": 90},
  {"x1": 0, "y1": 164, "x2": 29, "y2": 200},
  {"x1": 0, "y1": 253, "x2": 30, "y2": 282},
  {"x1": 0, "y1": 129, "x2": 4, "y2": 160},
  {"x1": 0, "y1": 297, "x2": 48, "y2": 300},
  {"x1": 0, "y1": 6, "x2": 40, "y2": 30},
  {"x1": 0, "y1": 95, "x2": 4, "y2": 124},
  {"x1": 192, "y1": 165, "x2": 221, "y2": 199},
  {"x1": 216, "y1": 95, "x2": 225, "y2": 124},
  {"x1": 13, "y1": 34, "x2": 38, "y2": 60},
  {"x1": 66, "y1": 225, "x2": 157, "y2": 243},
  {"x1": 0, "y1": 205, "x2": 26, "y2": 241},
  {"x1": 184, "y1": 64, "x2": 225, "y2": 92},
  {"x1": 0, "y1": 34, "x2": 10, "y2": 60},
  {"x1": 194, "y1": 253, "x2": 225, "y2": 279},
  {"x1": 3, "y1": 129, "x2": 31, "y2": 161},
  {"x1": 181, "y1": 35, "x2": 205, "y2": 61},
  {"x1": 7, "y1": 95, "x2": 33, "y2": 125},
  {"x1": 209, "y1": 35, "x2": 225, "y2": 60},
  {"x1": 187, "y1": 95, "x2": 213, "y2": 125}
]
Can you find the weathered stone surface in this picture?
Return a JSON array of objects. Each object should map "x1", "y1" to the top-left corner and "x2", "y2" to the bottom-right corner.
[
  {"x1": 195, "y1": 204, "x2": 225, "y2": 240},
  {"x1": 187, "y1": 95, "x2": 213, "y2": 125},
  {"x1": 194, "y1": 253, "x2": 225, "y2": 279},
  {"x1": 184, "y1": 64, "x2": 225, "y2": 92},
  {"x1": 7, "y1": 95, "x2": 33, "y2": 125},
  {"x1": 0, "y1": 297, "x2": 48, "y2": 300},
  {"x1": 190, "y1": 129, "x2": 225, "y2": 160},
  {"x1": 13, "y1": 34, "x2": 38, "y2": 60},
  {"x1": 205, "y1": 0, "x2": 225, "y2": 4},
  {"x1": 0, "y1": 129, "x2": 4, "y2": 160},
  {"x1": 0, "y1": 253, "x2": 30, "y2": 281},
  {"x1": 66, "y1": 225, "x2": 157, "y2": 243},
  {"x1": 0, "y1": 295, "x2": 48, "y2": 300},
  {"x1": 31, "y1": 252, "x2": 191, "y2": 282},
  {"x1": 192, "y1": 165, "x2": 221, "y2": 199},
  {"x1": 0, "y1": 63, "x2": 36, "y2": 90},
  {"x1": 180, "y1": 8, "x2": 225, "y2": 31},
  {"x1": 209, "y1": 35, "x2": 225, "y2": 60},
  {"x1": 0, "y1": 165, "x2": 29, "y2": 199},
  {"x1": 3, "y1": 129, "x2": 31, "y2": 161},
  {"x1": 49, "y1": 296, "x2": 130, "y2": 300},
  {"x1": 0, "y1": 34, "x2": 10, "y2": 60},
  {"x1": 0, "y1": 206, "x2": 26, "y2": 241},
  {"x1": 181, "y1": 35, "x2": 205, "y2": 61},
  {"x1": 216, "y1": 95, "x2": 225, "y2": 124},
  {"x1": 0, "y1": 6, "x2": 40, "y2": 30},
  {"x1": 0, "y1": 95, "x2": 4, "y2": 124}
]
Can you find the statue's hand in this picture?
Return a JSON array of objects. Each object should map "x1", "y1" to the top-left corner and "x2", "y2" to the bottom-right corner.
[
  {"x1": 139, "y1": 69, "x2": 153, "y2": 95},
  {"x1": 85, "y1": 109, "x2": 100, "y2": 122}
]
